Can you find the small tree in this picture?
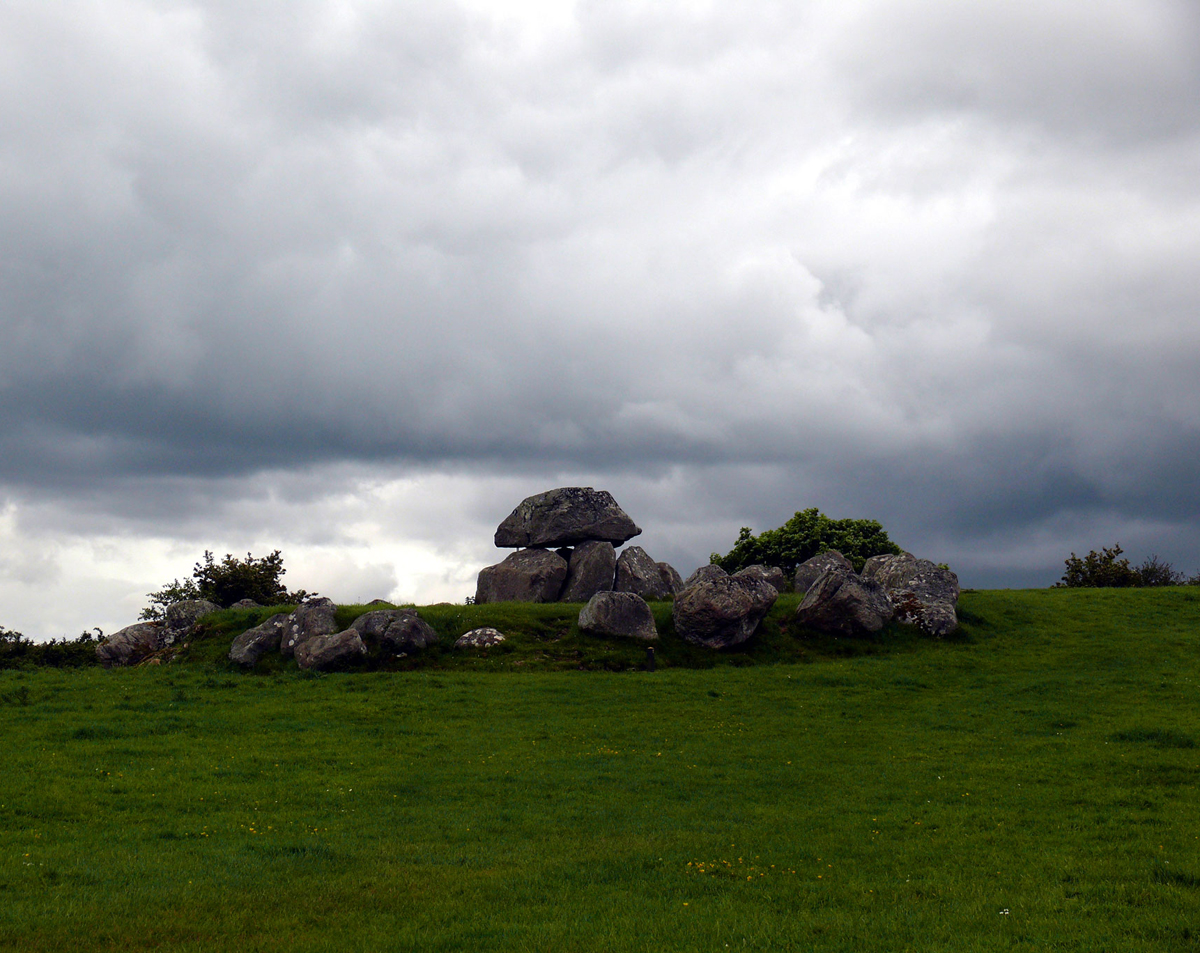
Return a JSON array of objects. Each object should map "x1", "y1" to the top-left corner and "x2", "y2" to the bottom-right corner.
[
  {"x1": 710, "y1": 507, "x2": 902, "y2": 576},
  {"x1": 1056, "y1": 544, "x2": 1144, "y2": 588},
  {"x1": 141, "y1": 550, "x2": 308, "y2": 620}
]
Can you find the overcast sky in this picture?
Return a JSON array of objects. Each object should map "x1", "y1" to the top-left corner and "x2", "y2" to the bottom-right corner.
[{"x1": 3, "y1": 0, "x2": 1200, "y2": 639}]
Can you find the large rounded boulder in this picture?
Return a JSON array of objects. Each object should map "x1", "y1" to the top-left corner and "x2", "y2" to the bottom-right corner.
[
  {"x1": 475, "y1": 549, "x2": 568, "y2": 604},
  {"x1": 615, "y1": 546, "x2": 673, "y2": 601},
  {"x1": 560, "y1": 540, "x2": 617, "y2": 602},
  {"x1": 350, "y1": 609, "x2": 438, "y2": 655},
  {"x1": 295, "y1": 630, "x2": 368, "y2": 671},
  {"x1": 229, "y1": 612, "x2": 289, "y2": 667},
  {"x1": 795, "y1": 567, "x2": 894, "y2": 637},
  {"x1": 793, "y1": 551, "x2": 855, "y2": 596},
  {"x1": 280, "y1": 597, "x2": 339, "y2": 659},
  {"x1": 164, "y1": 600, "x2": 221, "y2": 643},
  {"x1": 96, "y1": 624, "x2": 165, "y2": 668},
  {"x1": 864, "y1": 553, "x2": 960, "y2": 637},
  {"x1": 578, "y1": 591, "x2": 658, "y2": 641},
  {"x1": 672, "y1": 566, "x2": 778, "y2": 649},
  {"x1": 494, "y1": 487, "x2": 642, "y2": 548}
]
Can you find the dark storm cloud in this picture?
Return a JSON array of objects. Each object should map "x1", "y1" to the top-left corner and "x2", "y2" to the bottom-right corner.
[{"x1": 3, "y1": 0, "x2": 1200, "y2": 640}]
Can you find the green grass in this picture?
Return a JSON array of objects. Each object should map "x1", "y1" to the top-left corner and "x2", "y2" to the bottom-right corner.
[{"x1": 1, "y1": 588, "x2": 1199, "y2": 951}]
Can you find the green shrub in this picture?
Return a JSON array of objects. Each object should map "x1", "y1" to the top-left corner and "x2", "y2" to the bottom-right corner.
[
  {"x1": 1, "y1": 626, "x2": 101, "y2": 669},
  {"x1": 142, "y1": 550, "x2": 309, "y2": 620},
  {"x1": 1056, "y1": 545, "x2": 1186, "y2": 588},
  {"x1": 709, "y1": 507, "x2": 901, "y2": 576}
]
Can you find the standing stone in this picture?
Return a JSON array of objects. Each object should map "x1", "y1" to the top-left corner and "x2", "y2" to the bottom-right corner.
[
  {"x1": 615, "y1": 546, "x2": 673, "y2": 600},
  {"x1": 657, "y1": 562, "x2": 684, "y2": 595},
  {"x1": 578, "y1": 592, "x2": 658, "y2": 641},
  {"x1": 793, "y1": 550, "x2": 855, "y2": 596},
  {"x1": 350, "y1": 609, "x2": 438, "y2": 654},
  {"x1": 560, "y1": 540, "x2": 617, "y2": 602},
  {"x1": 672, "y1": 566, "x2": 778, "y2": 649},
  {"x1": 475, "y1": 549, "x2": 568, "y2": 604},
  {"x1": 494, "y1": 487, "x2": 642, "y2": 548},
  {"x1": 96, "y1": 624, "x2": 164, "y2": 668},
  {"x1": 280, "y1": 597, "x2": 339, "y2": 659},
  {"x1": 295, "y1": 630, "x2": 368, "y2": 671},
  {"x1": 164, "y1": 600, "x2": 221, "y2": 644},
  {"x1": 734, "y1": 565, "x2": 789, "y2": 594},
  {"x1": 795, "y1": 568, "x2": 894, "y2": 637},
  {"x1": 865, "y1": 554, "x2": 960, "y2": 637},
  {"x1": 229, "y1": 612, "x2": 289, "y2": 667}
]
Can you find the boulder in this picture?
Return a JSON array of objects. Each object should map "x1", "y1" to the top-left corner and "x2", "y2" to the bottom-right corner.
[
  {"x1": 793, "y1": 551, "x2": 855, "y2": 596},
  {"x1": 455, "y1": 627, "x2": 506, "y2": 648},
  {"x1": 865, "y1": 554, "x2": 960, "y2": 637},
  {"x1": 615, "y1": 546, "x2": 673, "y2": 600},
  {"x1": 795, "y1": 568, "x2": 894, "y2": 637},
  {"x1": 657, "y1": 562, "x2": 684, "y2": 595},
  {"x1": 164, "y1": 599, "x2": 221, "y2": 644},
  {"x1": 475, "y1": 548, "x2": 568, "y2": 604},
  {"x1": 231, "y1": 598, "x2": 261, "y2": 609},
  {"x1": 96, "y1": 623, "x2": 164, "y2": 668},
  {"x1": 350, "y1": 609, "x2": 438, "y2": 654},
  {"x1": 672, "y1": 566, "x2": 778, "y2": 649},
  {"x1": 733, "y1": 565, "x2": 789, "y2": 594},
  {"x1": 280, "y1": 597, "x2": 339, "y2": 659},
  {"x1": 494, "y1": 487, "x2": 642, "y2": 548},
  {"x1": 228, "y1": 612, "x2": 289, "y2": 667},
  {"x1": 560, "y1": 540, "x2": 617, "y2": 602},
  {"x1": 295, "y1": 630, "x2": 368, "y2": 671},
  {"x1": 578, "y1": 591, "x2": 658, "y2": 641}
]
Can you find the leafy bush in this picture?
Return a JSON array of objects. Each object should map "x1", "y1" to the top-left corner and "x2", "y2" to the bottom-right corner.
[
  {"x1": 142, "y1": 550, "x2": 309, "y2": 620},
  {"x1": 1056, "y1": 545, "x2": 1187, "y2": 588},
  {"x1": 709, "y1": 507, "x2": 902, "y2": 576},
  {"x1": 1, "y1": 626, "x2": 101, "y2": 669}
]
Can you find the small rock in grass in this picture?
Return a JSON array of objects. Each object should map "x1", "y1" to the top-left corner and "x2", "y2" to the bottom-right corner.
[{"x1": 455, "y1": 627, "x2": 506, "y2": 648}]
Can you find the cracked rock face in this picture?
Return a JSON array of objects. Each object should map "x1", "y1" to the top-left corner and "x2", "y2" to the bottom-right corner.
[
  {"x1": 560, "y1": 540, "x2": 617, "y2": 603},
  {"x1": 672, "y1": 566, "x2": 778, "y2": 650},
  {"x1": 795, "y1": 567, "x2": 894, "y2": 637},
  {"x1": 615, "y1": 546, "x2": 673, "y2": 601},
  {"x1": 793, "y1": 551, "x2": 855, "y2": 597},
  {"x1": 862, "y1": 553, "x2": 960, "y2": 637},
  {"x1": 494, "y1": 487, "x2": 641, "y2": 548}
]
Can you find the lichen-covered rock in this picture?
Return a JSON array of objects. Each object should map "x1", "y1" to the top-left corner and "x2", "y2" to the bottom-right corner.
[
  {"x1": 164, "y1": 599, "x2": 221, "y2": 644},
  {"x1": 295, "y1": 629, "x2": 368, "y2": 671},
  {"x1": 475, "y1": 549, "x2": 568, "y2": 604},
  {"x1": 280, "y1": 597, "x2": 339, "y2": 659},
  {"x1": 865, "y1": 554, "x2": 960, "y2": 637},
  {"x1": 672, "y1": 566, "x2": 778, "y2": 649},
  {"x1": 350, "y1": 609, "x2": 438, "y2": 654},
  {"x1": 228, "y1": 612, "x2": 289, "y2": 667},
  {"x1": 454, "y1": 627, "x2": 506, "y2": 648},
  {"x1": 560, "y1": 540, "x2": 617, "y2": 602},
  {"x1": 734, "y1": 565, "x2": 789, "y2": 594},
  {"x1": 578, "y1": 591, "x2": 658, "y2": 641},
  {"x1": 793, "y1": 551, "x2": 855, "y2": 596},
  {"x1": 494, "y1": 487, "x2": 642, "y2": 548},
  {"x1": 657, "y1": 562, "x2": 684, "y2": 595},
  {"x1": 795, "y1": 568, "x2": 894, "y2": 637},
  {"x1": 96, "y1": 623, "x2": 164, "y2": 668},
  {"x1": 615, "y1": 546, "x2": 673, "y2": 600}
]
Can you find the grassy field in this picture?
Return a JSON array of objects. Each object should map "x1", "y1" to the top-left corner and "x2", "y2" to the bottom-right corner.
[{"x1": 1, "y1": 588, "x2": 1198, "y2": 951}]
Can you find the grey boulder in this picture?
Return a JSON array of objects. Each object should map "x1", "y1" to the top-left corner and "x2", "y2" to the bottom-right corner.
[
  {"x1": 164, "y1": 599, "x2": 221, "y2": 644},
  {"x1": 795, "y1": 568, "x2": 894, "y2": 637},
  {"x1": 475, "y1": 548, "x2": 568, "y2": 604},
  {"x1": 560, "y1": 540, "x2": 617, "y2": 602},
  {"x1": 734, "y1": 565, "x2": 789, "y2": 594},
  {"x1": 228, "y1": 612, "x2": 289, "y2": 667},
  {"x1": 455, "y1": 627, "x2": 506, "y2": 648},
  {"x1": 295, "y1": 629, "x2": 368, "y2": 671},
  {"x1": 793, "y1": 551, "x2": 855, "y2": 596},
  {"x1": 494, "y1": 487, "x2": 642, "y2": 548},
  {"x1": 865, "y1": 553, "x2": 960, "y2": 637},
  {"x1": 96, "y1": 623, "x2": 164, "y2": 668},
  {"x1": 578, "y1": 591, "x2": 658, "y2": 641},
  {"x1": 615, "y1": 546, "x2": 673, "y2": 600},
  {"x1": 280, "y1": 597, "x2": 339, "y2": 659},
  {"x1": 657, "y1": 562, "x2": 684, "y2": 595},
  {"x1": 231, "y1": 598, "x2": 261, "y2": 609},
  {"x1": 672, "y1": 566, "x2": 778, "y2": 649},
  {"x1": 350, "y1": 609, "x2": 438, "y2": 654}
]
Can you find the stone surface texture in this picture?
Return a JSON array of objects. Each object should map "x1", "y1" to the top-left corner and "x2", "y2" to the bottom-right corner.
[
  {"x1": 455, "y1": 627, "x2": 506, "y2": 648},
  {"x1": 795, "y1": 568, "x2": 894, "y2": 637},
  {"x1": 280, "y1": 597, "x2": 339, "y2": 659},
  {"x1": 657, "y1": 562, "x2": 684, "y2": 595},
  {"x1": 350, "y1": 609, "x2": 439, "y2": 654},
  {"x1": 733, "y1": 565, "x2": 789, "y2": 594},
  {"x1": 672, "y1": 566, "x2": 778, "y2": 649},
  {"x1": 793, "y1": 550, "x2": 855, "y2": 596},
  {"x1": 295, "y1": 629, "x2": 368, "y2": 670},
  {"x1": 864, "y1": 553, "x2": 960, "y2": 637},
  {"x1": 164, "y1": 600, "x2": 221, "y2": 642},
  {"x1": 228, "y1": 612, "x2": 289, "y2": 667},
  {"x1": 494, "y1": 487, "x2": 641, "y2": 548},
  {"x1": 578, "y1": 591, "x2": 658, "y2": 641},
  {"x1": 560, "y1": 540, "x2": 617, "y2": 602},
  {"x1": 96, "y1": 624, "x2": 164, "y2": 667},
  {"x1": 615, "y1": 546, "x2": 673, "y2": 600},
  {"x1": 475, "y1": 548, "x2": 568, "y2": 604}
]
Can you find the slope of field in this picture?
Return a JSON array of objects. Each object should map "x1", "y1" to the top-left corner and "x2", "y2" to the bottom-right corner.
[{"x1": 1, "y1": 588, "x2": 1198, "y2": 951}]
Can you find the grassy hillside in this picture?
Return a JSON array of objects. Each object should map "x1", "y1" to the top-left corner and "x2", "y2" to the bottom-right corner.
[{"x1": 1, "y1": 588, "x2": 1198, "y2": 951}]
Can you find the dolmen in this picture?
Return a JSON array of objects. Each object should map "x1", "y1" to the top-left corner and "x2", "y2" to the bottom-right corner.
[
  {"x1": 793, "y1": 550, "x2": 960, "y2": 637},
  {"x1": 475, "y1": 487, "x2": 683, "y2": 604}
]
